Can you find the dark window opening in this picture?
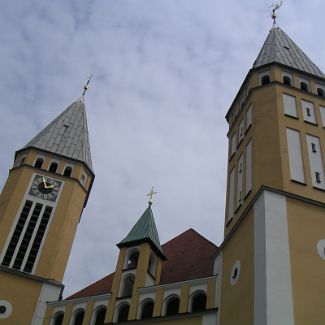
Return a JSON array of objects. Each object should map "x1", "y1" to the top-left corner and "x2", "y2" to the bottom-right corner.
[
  {"x1": 283, "y1": 76, "x2": 292, "y2": 86},
  {"x1": 312, "y1": 143, "x2": 317, "y2": 153},
  {"x1": 306, "y1": 107, "x2": 311, "y2": 117},
  {"x1": 148, "y1": 255, "x2": 156, "y2": 275},
  {"x1": 300, "y1": 82, "x2": 309, "y2": 92},
  {"x1": 117, "y1": 305, "x2": 130, "y2": 322},
  {"x1": 191, "y1": 293, "x2": 207, "y2": 313},
  {"x1": 232, "y1": 267, "x2": 239, "y2": 279},
  {"x1": 73, "y1": 310, "x2": 85, "y2": 325},
  {"x1": 261, "y1": 75, "x2": 270, "y2": 85},
  {"x1": 317, "y1": 88, "x2": 325, "y2": 97},
  {"x1": 63, "y1": 166, "x2": 72, "y2": 177},
  {"x1": 0, "y1": 306, "x2": 7, "y2": 314},
  {"x1": 165, "y1": 297, "x2": 180, "y2": 316},
  {"x1": 141, "y1": 301, "x2": 154, "y2": 319},
  {"x1": 316, "y1": 172, "x2": 321, "y2": 183},
  {"x1": 53, "y1": 313, "x2": 64, "y2": 325},
  {"x1": 49, "y1": 162, "x2": 58, "y2": 173},
  {"x1": 94, "y1": 307, "x2": 106, "y2": 325},
  {"x1": 34, "y1": 158, "x2": 44, "y2": 169},
  {"x1": 1, "y1": 200, "x2": 33, "y2": 267},
  {"x1": 19, "y1": 157, "x2": 26, "y2": 166},
  {"x1": 122, "y1": 275, "x2": 135, "y2": 297},
  {"x1": 127, "y1": 251, "x2": 139, "y2": 268}
]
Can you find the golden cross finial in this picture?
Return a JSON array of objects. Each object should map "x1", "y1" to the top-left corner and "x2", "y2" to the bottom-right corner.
[
  {"x1": 82, "y1": 74, "x2": 93, "y2": 96},
  {"x1": 271, "y1": 1, "x2": 283, "y2": 25},
  {"x1": 147, "y1": 187, "x2": 157, "y2": 205}
]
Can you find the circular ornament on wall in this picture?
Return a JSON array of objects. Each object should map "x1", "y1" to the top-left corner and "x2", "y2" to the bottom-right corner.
[
  {"x1": 0, "y1": 300, "x2": 12, "y2": 319},
  {"x1": 230, "y1": 260, "x2": 241, "y2": 285}
]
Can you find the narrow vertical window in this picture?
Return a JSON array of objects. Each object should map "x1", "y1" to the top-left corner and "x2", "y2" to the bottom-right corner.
[
  {"x1": 301, "y1": 100, "x2": 316, "y2": 124},
  {"x1": 238, "y1": 120, "x2": 245, "y2": 143},
  {"x1": 246, "y1": 105, "x2": 252, "y2": 130},
  {"x1": 237, "y1": 154, "x2": 243, "y2": 207},
  {"x1": 306, "y1": 135, "x2": 325, "y2": 189},
  {"x1": 49, "y1": 162, "x2": 58, "y2": 173},
  {"x1": 320, "y1": 106, "x2": 325, "y2": 127},
  {"x1": 1, "y1": 201, "x2": 33, "y2": 267},
  {"x1": 245, "y1": 140, "x2": 252, "y2": 195},
  {"x1": 283, "y1": 94, "x2": 297, "y2": 117},
  {"x1": 227, "y1": 169, "x2": 235, "y2": 221},
  {"x1": 34, "y1": 158, "x2": 44, "y2": 169},
  {"x1": 286, "y1": 129, "x2": 305, "y2": 183},
  {"x1": 63, "y1": 166, "x2": 72, "y2": 177}
]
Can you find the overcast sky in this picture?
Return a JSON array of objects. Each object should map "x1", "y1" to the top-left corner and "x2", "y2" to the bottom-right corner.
[{"x1": 1, "y1": 0, "x2": 325, "y2": 297}]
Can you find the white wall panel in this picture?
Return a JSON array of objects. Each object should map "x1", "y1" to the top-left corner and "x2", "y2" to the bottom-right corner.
[
  {"x1": 306, "y1": 135, "x2": 325, "y2": 189},
  {"x1": 246, "y1": 105, "x2": 252, "y2": 129},
  {"x1": 286, "y1": 129, "x2": 305, "y2": 183},
  {"x1": 301, "y1": 100, "x2": 316, "y2": 124},
  {"x1": 283, "y1": 94, "x2": 297, "y2": 117},
  {"x1": 228, "y1": 169, "x2": 235, "y2": 220},
  {"x1": 237, "y1": 155, "x2": 243, "y2": 207},
  {"x1": 320, "y1": 106, "x2": 325, "y2": 126},
  {"x1": 245, "y1": 140, "x2": 252, "y2": 195}
]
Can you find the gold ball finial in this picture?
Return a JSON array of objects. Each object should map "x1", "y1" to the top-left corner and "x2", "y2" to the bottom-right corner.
[{"x1": 271, "y1": 1, "x2": 283, "y2": 25}]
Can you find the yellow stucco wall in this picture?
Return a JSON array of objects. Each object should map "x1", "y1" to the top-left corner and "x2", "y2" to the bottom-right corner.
[
  {"x1": 220, "y1": 208, "x2": 254, "y2": 325},
  {"x1": 287, "y1": 198, "x2": 325, "y2": 325}
]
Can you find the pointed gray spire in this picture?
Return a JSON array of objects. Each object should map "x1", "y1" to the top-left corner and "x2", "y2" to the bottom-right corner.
[
  {"x1": 117, "y1": 204, "x2": 166, "y2": 260},
  {"x1": 253, "y1": 27, "x2": 325, "y2": 79},
  {"x1": 21, "y1": 97, "x2": 93, "y2": 172}
]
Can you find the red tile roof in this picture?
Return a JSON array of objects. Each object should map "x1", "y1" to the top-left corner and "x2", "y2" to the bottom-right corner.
[{"x1": 66, "y1": 228, "x2": 217, "y2": 300}]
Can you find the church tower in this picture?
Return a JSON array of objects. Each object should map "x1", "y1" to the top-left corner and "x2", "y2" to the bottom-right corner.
[
  {"x1": 0, "y1": 96, "x2": 94, "y2": 324},
  {"x1": 105, "y1": 199, "x2": 166, "y2": 323},
  {"x1": 219, "y1": 25, "x2": 325, "y2": 324}
]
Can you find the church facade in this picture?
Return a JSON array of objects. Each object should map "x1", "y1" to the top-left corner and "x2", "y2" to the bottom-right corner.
[{"x1": 1, "y1": 23, "x2": 325, "y2": 325}]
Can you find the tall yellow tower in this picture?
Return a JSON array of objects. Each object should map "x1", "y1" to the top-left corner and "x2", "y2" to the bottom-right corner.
[
  {"x1": 219, "y1": 25, "x2": 325, "y2": 324},
  {"x1": 0, "y1": 97, "x2": 94, "y2": 324}
]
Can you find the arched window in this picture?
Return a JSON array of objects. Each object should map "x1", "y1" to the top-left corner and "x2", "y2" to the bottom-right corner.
[
  {"x1": 49, "y1": 162, "x2": 58, "y2": 173},
  {"x1": 191, "y1": 292, "x2": 207, "y2": 313},
  {"x1": 140, "y1": 300, "x2": 154, "y2": 319},
  {"x1": 300, "y1": 81, "x2": 309, "y2": 92},
  {"x1": 18, "y1": 156, "x2": 26, "y2": 166},
  {"x1": 34, "y1": 158, "x2": 44, "y2": 169},
  {"x1": 283, "y1": 76, "x2": 292, "y2": 86},
  {"x1": 73, "y1": 309, "x2": 85, "y2": 325},
  {"x1": 147, "y1": 254, "x2": 156, "y2": 276},
  {"x1": 81, "y1": 174, "x2": 87, "y2": 186},
  {"x1": 52, "y1": 312, "x2": 64, "y2": 325},
  {"x1": 127, "y1": 251, "x2": 139, "y2": 269},
  {"x1": 122, "y1": 274, "x2": 135, "y2": 297},
  {"x1": 165, "y1": 296, "x2": 180, "y2": 316},
  {"x1": 261, "y1": 75, "x2": 270, "y2": 85},
  {"x1": 117, "y1": 304, "x2": 130, "y2": 322},
  {"x1": 317, "y1": 88, "x2": 325, "y2": 97},
  {"x1": 63, "y1": 166, "x2": 72, "y2": 177},
  {"x1": 94, "y1": 306, "x2": 106, "y2": 325}
]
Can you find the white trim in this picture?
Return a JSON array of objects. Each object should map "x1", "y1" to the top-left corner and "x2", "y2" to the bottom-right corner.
[{"x1": 253, "y1": 190, "x2": 294, "y2": 325}]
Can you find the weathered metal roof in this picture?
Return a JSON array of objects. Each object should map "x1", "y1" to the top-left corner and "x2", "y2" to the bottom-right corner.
[
  {"x1": 117, "y1": 204, "x2": 165, "y2": 259},
  {"x1": 253, "y1": 26, "x2": 325, "y2": 79},
  {"x1": 22, "y1": 97, "x2": 93, "y2": 172}
]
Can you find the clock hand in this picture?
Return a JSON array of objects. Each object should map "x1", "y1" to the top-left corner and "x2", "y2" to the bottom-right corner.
[{"x1": 42, "y1": 177, "x2": 48, "y2": 188}]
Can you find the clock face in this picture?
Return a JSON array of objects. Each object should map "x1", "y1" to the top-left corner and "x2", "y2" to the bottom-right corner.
[{"x1": 29, "y1": 175, "x2": 62, "y2": 202}]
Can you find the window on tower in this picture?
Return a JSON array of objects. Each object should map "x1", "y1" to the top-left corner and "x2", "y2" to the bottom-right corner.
[
  {"x1": 34, "y1": 158, "x2": 44, "y2": 169},
  {"x1": 191, "y1": 292, "x2": 207, "y2": 313},
  {"x1": 94, "y1": 306, "x2": 106, "y2": 325},
  {"x1": 127, "y1": 250, "x2": 139, "y2": 269},
  {"x1": 49, "y1": 162, "x2": 58, "y2": 173},
  {"x1": 63, "y1": 166, "x2": 72, "y2": 177},
  {"x1": 165, "y1": 296, "x2": 180, "y2": 316},
  {"x1": 121, "y1": 274, "x2": 135, "y2": 297},
  {"x1": 140, "y1": 300, "x2": 154, "y2": 319},
  {"x1": 283, "y1": 75, "x2": 292, "y2": 86},
  {"x1": 300, "y1": 81, "x2": 309, "y2": 92},
  {"x1": 317, "y1": 87, "x2": 325, "y2": 97},
  {"x1": 117, "y1": 304, "x2": 130, "y2": 322},
  {"x1": 261, "y1": 75, "x2": 270, "y2": 85}
]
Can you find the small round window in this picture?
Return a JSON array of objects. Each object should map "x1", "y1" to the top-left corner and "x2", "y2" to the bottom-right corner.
[
  {"x1": 230, "y1": 260, "x2": 241, "y2": 285},
  {"x1": 0, "y1": 301, "x2": 12, "y2": 319}
]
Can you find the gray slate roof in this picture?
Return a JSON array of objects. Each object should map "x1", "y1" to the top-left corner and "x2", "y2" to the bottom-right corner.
[
  {"x1": 118, "y1": 204, "x2": 165, "y2": 259},
  {"x1": 22, "y1": 97, "x2": 93, "y2": 172},
  {"x1": 253, "y1": 26, "x2": 325, "y2": 79}
]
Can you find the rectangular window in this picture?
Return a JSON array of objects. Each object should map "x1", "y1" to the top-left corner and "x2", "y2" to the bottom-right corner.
[
  {"x1": 286, "y1": 128, "x2": 305, "y2": 183},
  {"x1": 283, "y1": 94, "x2": 297, "y2": 117},
  {"x1": 230, "y1": 134, "x2": 236, "y2": 157},
  {"x1": 1, "y1": 200, "x2": 33, "y2": 267},
  {"x1": 306, "y1": 135, "x2": 325, "y2": 189},
  {"x1": 246, "y1": 105, "x2": 252, "y2": 130},
  {"x1": 227, "y1": 169, "x2": 235, "y2": 221},
  {"x1": 301, "y1": 100, "x2": 316, "y2": 124},
  {"x1": 238, "y1": 120, "x2": 245, "y2": 143},
  {"x1": 245, "y1": 140, "x2": 252, "y2": 195},
  {"x1": 237, "y1": 154, "x2": 243, "y2": 208},
  {"x1": 320, "y1": 106, "x2": 325, "y2": 127}
]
